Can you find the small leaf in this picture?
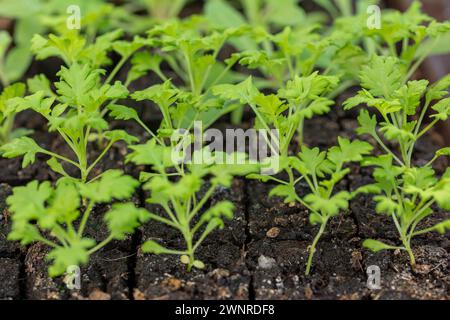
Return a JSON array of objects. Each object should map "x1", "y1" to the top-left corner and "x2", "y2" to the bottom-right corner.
[
  {"x1": 104, "y1": 203, "x2": 150, "y2": 240},
  {"x1": 108, "y1": 104, "x2": 139, "y2": 121},
  {"x1": 0, "y1": 137, "x2": 43, "y2": 168},
  {"x1": 356, "y1": 109, "x2": 377, "y2": 135},
  {"x1": 309, "y1": 212, "x2": 324, "y2": 225},
  {"x1": 193, "y1": 260, "x2": 205, "y2": 269},
  {"x1": 363, "y1": 239, "x2": 399, "y2": 252},
  {"x1": 47, "y1": 238, "x2": 95, "y2": 277},
  {"x1": 360, "y1": 56, "x2": 403, "y2": 97},
  {"x1": 47, "y1": 157, "x2": 68, "y2": 177},
  {"x1": 304, "y1": 191, "x2": 351, "y2": 217},
  {"x1": 142, "y1": 240, "x2": 175, "y2": 255},
  {"x1": 104, "y1": 130, "x2": 139, "y2": 145},
  {"x1": 269, "y1": 184, "x2": 297, "y2": 203},
  {"x1": 433, "y1": 220, "x2": 450, "y2": 235},
  {"x1": 79, "y1": 170, "x2": 139, "y2": 203},
  {"x1": 180, "y1": 255, "x2": 190, "y2": 264}
]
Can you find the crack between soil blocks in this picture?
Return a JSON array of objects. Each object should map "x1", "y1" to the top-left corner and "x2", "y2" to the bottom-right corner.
[
  {"x1": 242, "y1": 178, "x2": 255, "y2": 300},
  {"x1": 126, "y1": 187, "x2": 146, "y2": 300},
  {"x1": 18, "y1": 251, "x2": 27, "y2": 299}
]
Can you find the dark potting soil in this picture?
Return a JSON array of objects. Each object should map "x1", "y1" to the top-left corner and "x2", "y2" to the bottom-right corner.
[{"x1": 0, "y1": 111, "x2": 448, "y2": 300}]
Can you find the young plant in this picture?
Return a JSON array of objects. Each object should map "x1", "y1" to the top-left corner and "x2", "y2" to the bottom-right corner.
[
  {"x1": 0, "y1": 0, "x2": 119, "y2": 83},
  {"x1": 205, "y1": 0, "x2": 310, "y2": 53},
  {"x1": 144, "y1": 19, "x2": 247, "y2": 95},
  {"x1": 121, "y1": 19, "x2": 250, "y2": 126},
  {"x1": 7, "y1": 170, "x2": 149, "y2": 277},
  {"x1": 127, "y1": 141, "x2": 257, "y2": 270},
  {"x1": 213, "y1": 20, "x2": 370, "y2": 123},
  {"x1": 249, "y1": 138, "x2": 373, "y2": 274},
  {"x1": 361, "y1": 1, "x2": 450, "y2": 81},
  {"x1": 213, "y1": 73, "x2": 338, "y2": 153},
  {"x1": 31, "y1": 30, "x2": 145, "y2": 83},
  {"x1": 0, "y1": 62, "x2": 137, "y2": 183},
  {"x1": 344, "y1": 65, "x2": 450, "y2": 268}
]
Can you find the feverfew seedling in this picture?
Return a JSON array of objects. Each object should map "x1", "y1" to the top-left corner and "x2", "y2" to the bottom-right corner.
[
  {"x1": 7, "y1": 170, "x2": 149, "y2": 277},
  {"x1": 345, "y1": 64, "x2": 450, "y2": 269},
  {"x1": 0, "y1": 62, "x2": 137, "y2": 183},
  {"x1": 213, "y1": 74, "x2": 338, "y2": 152},
  {"x1": 127, "y1": 141, "x2": 258, "y2": 270},
  {"x1": 249, "y1": 138, "x2": 373, "y2": 274},
  {"x1": 362, "y1": 1, "x2": 450, "y2": 81}
]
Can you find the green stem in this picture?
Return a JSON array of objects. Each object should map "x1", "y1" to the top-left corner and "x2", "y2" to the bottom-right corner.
[
  {"x1": 37, "y1": 235, "x2": 59, "y2": 248},
  {"x1": 86, "y1": 141, "x2": 114, "y2": 175},
  {"x1": 106, "y1": 56, "x2": 128, "y2": 85},
  {"x1": 183, "y1": 50, "x2": 197, "y2": 95},
  {"x1": 182, "y1": 228, "x2": 195, "y2": 272},
  {"x1": 404, "y1": 37, "x2": 440, "y2": 83},
  {"x1": 305, "y1": 219, "x2": 327, "y2": 275},
  {"x1": 136, "y1": 118, "x2": 164, "y2": 145},
  {"x1": 402, "y1": 238, "x2": 416, "y2": 270},
  {"x1": 416, "y1": 119, "x2": 439, "y2": 140},
  {"x1": 372, "y1": 132, "x2": 404, "y2": 166},
  {"x1": 88, "y1": 234, "x2": 114, "y2": 255},
  {"x1": 40, "y1": 150, "x2": 81, "y2": 169},
  {"x1": 0, "y1": 65, "x2": 9, "y2": 87},
  {"x1": 411, "y1": 225, "x2": 437, "y2": 237},
  {"x1": 161, "y1": 202, "x2": 180, "y2": 226},
  {"x1": 77, "y1": 202, "x2": 94, "y2": 237},
  {"x1": 189, "y1": 183, "x2": 217, "y2": 221}
]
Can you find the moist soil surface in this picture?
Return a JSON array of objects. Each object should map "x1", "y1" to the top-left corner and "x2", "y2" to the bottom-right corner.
[{"x1": 0, "y1": 107, "x2": 448, "y2": 300}]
